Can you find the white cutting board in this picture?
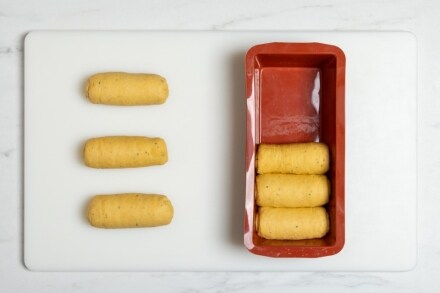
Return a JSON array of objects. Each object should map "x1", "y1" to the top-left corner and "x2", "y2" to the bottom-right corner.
[{"x1": 24, "y1": 31, "x2": 417, "y2": 271}]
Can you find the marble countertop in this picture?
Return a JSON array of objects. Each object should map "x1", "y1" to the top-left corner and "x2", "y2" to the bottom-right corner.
[{"x1": 1, "y1": 0, "x2": 439, "y2": 291}]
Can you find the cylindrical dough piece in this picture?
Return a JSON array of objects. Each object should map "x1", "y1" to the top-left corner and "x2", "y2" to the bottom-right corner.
[
  {"x1": 256, "y1": 174, "x2": 330, "y2": 207},
  {"x1": 256, "y1": 142, "x2": 329, "y2": 174},
  {"x1": 87, "y1": 193, "x2": 174, "y2": 228},
  {"x1": 85, "y1": 72, "x2": 168, "y2": 105},
  {"x1": 256, "y1": 207, "x2": 329, "y2": 240},
  {"x1": 83, "y1": 136, "x2": 168, "y2": 168}
]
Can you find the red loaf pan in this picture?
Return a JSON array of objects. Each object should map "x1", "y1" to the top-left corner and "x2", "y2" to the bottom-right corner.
[{"x1": 244, "y1": 42, "x2": 345, "y2": 257}]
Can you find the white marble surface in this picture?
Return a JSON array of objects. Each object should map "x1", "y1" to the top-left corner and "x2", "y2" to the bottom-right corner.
[{"x1": 0, "y1": 0, "x2": 439, "y2": 291}]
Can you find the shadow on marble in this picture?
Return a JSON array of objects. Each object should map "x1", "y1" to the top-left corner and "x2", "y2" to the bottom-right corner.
[{"x1": 20, "y1": 32, "x2": 27, "y2": 270}]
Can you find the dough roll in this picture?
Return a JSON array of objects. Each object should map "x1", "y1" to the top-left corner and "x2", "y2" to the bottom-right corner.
[
  {"x1": 257, "y1": 142, "x2": 329, "y2": 174},
  {"x1": 87, "y1": 193, "x2": 174, "y2": 228},
  {"x1": 256, "y1": 207, "x2": 329, "y2": 240},
  {"x1": 85, "y1": 72, "x2": 169, "y2": 105},
  {"x1": 256, "y1": 174, "x2": 330, "y2": 208},
  {"x1": 84, "y1": 136, "x2": 168, "y2": 168}
]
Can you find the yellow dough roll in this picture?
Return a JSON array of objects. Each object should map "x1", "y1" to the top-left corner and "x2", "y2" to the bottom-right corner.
[
  {"x1": 87, "y1": 193, "x2": 174, "y2": 228},
  {"x1": 85, "y1": 72, "x2": 169, "y2": 105},
  {"x1": 256, "y1": 174, "x2": 330, "y2": 208},
  {"x1": 256, "y1": 142, "x2": 329, "y2": 174},
  {"x1": 256, "y1": 207, "x2": 329, "y2": 240},
  {"x1": 83, "y1": 136, "x2": 168, "y2": 168}
]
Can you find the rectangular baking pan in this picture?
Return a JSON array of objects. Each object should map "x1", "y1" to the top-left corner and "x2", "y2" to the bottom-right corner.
[{"x1": 244, "y1": 42, "x2": 346, "y2": 257}]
